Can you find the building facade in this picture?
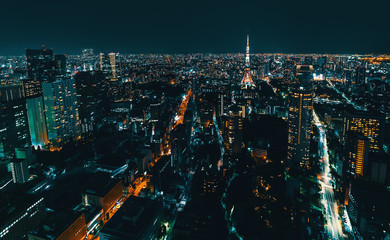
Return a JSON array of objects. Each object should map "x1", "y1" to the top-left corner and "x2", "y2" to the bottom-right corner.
[
  {"x1": 42, "y1": 77, "x2": 81, "y2": 149},
  {"x1": 0, "y1": 85, "x2": 30, "y2": 159}
]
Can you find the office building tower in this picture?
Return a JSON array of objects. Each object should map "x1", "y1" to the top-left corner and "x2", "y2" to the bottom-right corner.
[
  {"x1": 100, "y1": 53, "x2": 121, "y2": 101},
  {"x1": 317, "y1": 56, "x2": 327, "y2": 72},
  {"x1": 228, "y1": 108, "x2": 243, "y2": 154},
  {"x1": 54, "y1": 54, "x2": 67, "y2": 76},
  {"x1": 74, "y1": 71, "x2": 101, "y2": 138},
  {"x1": 24, "y1": 48, "x2": 54, "y2": 148},
  {"x1": 287, "y1": 87, "x2": 313, "y2": 167},
  {"x1": 23, "y1": 78, "x2": 42, "y2": 98},
  {"x1": 287, "y1": 66, "x2": 313, "y2": 167},
  {"x1": 82, "y1": 49, "x2": 95, "y2": 71},
  {"x1": 26, "y1": 47, "x2": 54, "y2": 82},
  {"x1": 100, "y1": 53, "x2": 120, "y2": 80},
  {"x1": 345, "y1": 131, "x2": 369, "y2": 178},
  {"x1": 0, "y1": 85, "x2": 30, "y2": 159},
  {"x1": 26, "y1": 96, "x2": 48, "y2": 148},
  {"x1": 295, "y1": 65, "x2": 313, "y2": 89},
  {"x1": 218, "y1": 93, "x2": 228, "y2": 117},
  {"x1": 304, "y1": 56, "x2": 314, "y2": 65},
  {"x1": 354, "y1": 66, "x2": 366, "y2": 85},
  {"x1": 369, "y1": 152, "x2": 390, "y2": 185},
  {"x1": 343, "y1": 110, "x2": 383, "y2": 152},
  {"x1": 42, "y1": 77, "x2": 81, "y2": 149},
  {"x1": 9, "y1": 158, "x2": 29, "y2": 184}
]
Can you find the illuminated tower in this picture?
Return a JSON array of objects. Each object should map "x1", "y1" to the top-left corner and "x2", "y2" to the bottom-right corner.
[
  {"x1": 245, "y1": 34, "x2": 250, "y2": 66},
  {"x1": 240, "y1": 34, "x2": 255, "y2": 89}
]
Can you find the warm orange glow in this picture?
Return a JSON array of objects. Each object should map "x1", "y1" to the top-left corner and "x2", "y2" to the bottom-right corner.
[{"x1": 172, "y1": 89, "x2": 192, "y2": 130}]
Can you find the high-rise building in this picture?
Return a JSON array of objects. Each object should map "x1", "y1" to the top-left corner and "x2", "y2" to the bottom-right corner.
[
  {"x1": 228, "y1": 108, "x2": 243, "y2": 154},
  {"x1": 9, "y1": 158, "x2": 30, "y2": 184},
  {"x1": 23, "y1": 78, "x2": 42, "y2": 98},
  {"x1": 287, "y1": 66, "x2": 313, "y2": 167},
  {"x1": 354, "y1": 66, "x2": 366, "y2": 86},
  {"x1": 42, "y1": 77, "x2": 81, "y2": 149},
  {"x1": 0, "y1": 85, "x2": 30, "y2": 159},
  {"x1": 343, "y1": 110, "x2": 383, "y2": 152},
  {"x1": 25, "y1": 96, "x2": 48, "y2": 148},
  {"x1": 317, "y1": 56, "x2": 327, "y2": 73},
  {"x1": 295, "y1": 65, "x2": 313, "y2": 89},
  {"x1": 217, "y1": 93, "x2": 228, "y2": 117},
  {"x1": 26, "y1": 47, "x2": 54, "y2": 82},
  {"x1": 54, "y1": 54, "x2": 67, "y2": 76},
  {"x1": 100, "y1": 53, "x2": 120, "y2": 80},
  {"x1": 82, "y1": 49, "x2": 95, "y2": 71},
  {"x1": 287, "y1": 87, "x2": 313, "y2": 167},
  {"x1": 345, "y1": 131, "x2": 369, "y2": 178},
  {"x1": 100, "y1": 53, "x2": 121, "y2": 101},
  {"x1": 24, "y1": 48, "x2": 55, "y2": 149},
  {"x1": 304, "y1": 56, "x2": 314, "y2": 65},
  {"x1": 74, "y1": 71, "x2": 102, "y2": 138}
]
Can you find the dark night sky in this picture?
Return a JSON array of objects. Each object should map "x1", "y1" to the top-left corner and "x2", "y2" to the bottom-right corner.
[{"x1": 1, "y1": 0, "x2": 390, "y2": 55}]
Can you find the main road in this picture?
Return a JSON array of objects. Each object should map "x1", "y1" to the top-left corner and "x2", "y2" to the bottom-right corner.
[{"x1": 313, "y1": 111, "x2": 344, "y2": 239}]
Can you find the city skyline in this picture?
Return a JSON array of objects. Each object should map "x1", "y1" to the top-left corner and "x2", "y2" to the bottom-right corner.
[{"x1": 1, "y1": 1, "x2": 390, "y2": 239}]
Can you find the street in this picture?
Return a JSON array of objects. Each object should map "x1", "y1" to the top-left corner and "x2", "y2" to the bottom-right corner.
[{"x1": 313, "y1": 111, "x2": 344, "y2": 239}]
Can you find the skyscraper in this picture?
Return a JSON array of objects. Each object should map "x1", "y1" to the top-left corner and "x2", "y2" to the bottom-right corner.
[
  {"x1": 100, "y1": 53, "x2": 122, "y2": 101},
  {"x1": 54, "y1": 54, "x2": 67, "y2": 76},
  {"x1": 74, "y1": 71, "x2": 101, "y2": 138},
  {"x1": 240, "y1": 34, "x2": 255, "y2": 89},
  {"x1": 0, "y1": 85, "x2": 30, "y2": 159},
  {"x1": 343, "y1": 110, "x2": 383, "y2": 152},
  {"x1": 42, "y1": 77, "x2": 81, "y2": 149},
  {"x1": 228, "y1": 108, "x2": 243, "y2": 154},
  {"x1": 287, "y1": 65, "x2": 313, "y2": 167},
  {"x1": 354, "y1": 66, "x2": 366, "y2": 86},
  {"x1": 304, "y1": 56, "x2": 314, "y2": 65},
  {"x1": 100, "y1": 53, "x2": 120, "y2": 80},
  {"x1": 25, "y1": 96, "x2": 48, "y2": 148},
  {"x1": 345, "y1": 131, "x2": 369, "y2": 178},
  {"x1": 26, "y1": 47, "x2": 55, "y2": 82},
  {"x1": 82, "y1": 49, "x2": 95, "y2": 71},
  {"x1": 24, "y1": 47, "x2": 56, "y2": 149},
  {"x1": 295, "y1": 65, "x2": 313, "y2": 89}
]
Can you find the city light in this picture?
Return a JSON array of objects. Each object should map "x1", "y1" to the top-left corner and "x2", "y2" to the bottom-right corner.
[{"x1": 0, "y1": 6, "x2": 389, "y2": 239}]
